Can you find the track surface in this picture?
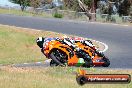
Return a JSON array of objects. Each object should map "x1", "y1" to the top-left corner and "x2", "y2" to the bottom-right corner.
[{"x1": 0, "y1": 14, "x2": 132, "y2": 68}]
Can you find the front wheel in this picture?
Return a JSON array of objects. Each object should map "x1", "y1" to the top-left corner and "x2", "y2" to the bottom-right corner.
[
  {"x1": 50, "y1": 52, "x2": 64, "y2": 66},
  {"x1": 49, "y1": 51, "x2": 67, "y2": 66},
  {"x1": 102, "y1": 57, "x2": 110, "y2": 67}
]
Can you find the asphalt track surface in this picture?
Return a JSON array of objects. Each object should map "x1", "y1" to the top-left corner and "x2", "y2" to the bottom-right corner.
[{"x1": 0, "y1": 14, "x2": 132, "y2": 69}]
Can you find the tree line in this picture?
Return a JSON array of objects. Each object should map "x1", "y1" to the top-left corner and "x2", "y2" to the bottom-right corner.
[{"x1": 10, "y1": 0, "x2": 132, "y2": 17}]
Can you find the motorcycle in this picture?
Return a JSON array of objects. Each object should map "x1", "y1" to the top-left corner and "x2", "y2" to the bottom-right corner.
[{"x1": 43, "y1": 39, "x2": 110, "y2": 67}]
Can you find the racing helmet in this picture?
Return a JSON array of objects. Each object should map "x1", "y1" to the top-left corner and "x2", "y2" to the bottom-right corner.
[{"x1": 36, "y1": 37, "x2": 45, "y2": 48}]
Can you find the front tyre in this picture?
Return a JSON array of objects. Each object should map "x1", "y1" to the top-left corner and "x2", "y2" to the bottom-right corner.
[{"x1": 49, "y1": 52, "x2": 66, "y2": 67}]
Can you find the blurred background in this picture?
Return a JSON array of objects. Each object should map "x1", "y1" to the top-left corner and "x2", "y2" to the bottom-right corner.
[{"x1": 0, "y1": 0, "x2": 131, "y2": 24}]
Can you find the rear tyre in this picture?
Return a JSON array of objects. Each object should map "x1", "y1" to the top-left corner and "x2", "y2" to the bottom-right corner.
[{"x1": 102, "y1": 57, "x2": 110, "y2": 67}]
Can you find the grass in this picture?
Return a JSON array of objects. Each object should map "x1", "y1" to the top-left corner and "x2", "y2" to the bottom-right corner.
[
  {"x1": 53, "y1": 12, "x2": 63, "y2": 18},
  {"x1": 0, "y1": 66, "x2": 131, "y2": 88},
  {"x1": 0, "y1": 8, "x2": 53, "y2": 18}
]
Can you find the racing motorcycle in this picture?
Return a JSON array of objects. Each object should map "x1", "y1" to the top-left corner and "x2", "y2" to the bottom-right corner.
[{"x1": 43, "y1": 39, "x2": 110, "y2": 67}]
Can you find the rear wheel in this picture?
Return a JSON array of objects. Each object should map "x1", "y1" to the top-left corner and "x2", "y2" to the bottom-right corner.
[{"x1": 102, "y1": 57, "x2": 110, "y2": 67}]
